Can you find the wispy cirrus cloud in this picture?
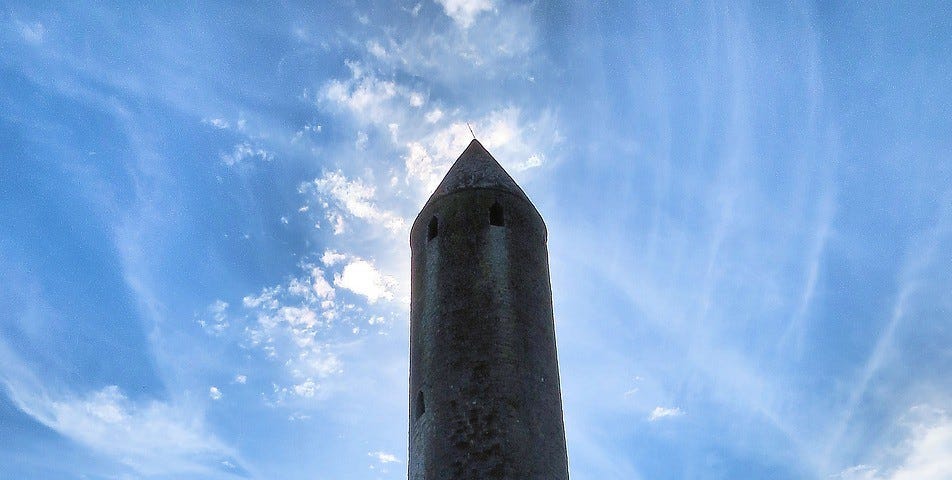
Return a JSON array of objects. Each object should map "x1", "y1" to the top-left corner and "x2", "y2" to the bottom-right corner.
[
  {"x1": 404, "y1": 107, "x2": 559, "y2": 189},
  {"x1": 220, "y1": 141, "x2": 273, "y2": 167},
  {"x1": 7, "y1": 3, "x2": 947, "y2": 480},
  {"x1": 302, "y1": 170, "x2": 408, "y2": 235},
  {"x1": 15, "y1": 19, "x2": 45, "y2": 44},
  {"x1": 834, "y1": 406, "x2": 952, "y2": 480},
  {"x1": 205, "y1": 248, "x2": 400, "y2": 405},
  {"x1": 348, "y1": 1, "x2": 536, "y2": 84},
  {"x1": 368, "y1": 450, "x2": 400, "y2": 464},
  {"x1": 0, "y1": 342, "x2": 240, "y2": 477},
  {"x1": 322, "y1": 61, "x2": 406, "y2": 126},
  {"x1": 648, "y1": 406, "x2": 684, "y2": 421},
  {"x1": 435, "y1": 0, "x2": 496, "y2": 28},
  {"x1": 313, "y1": 0, "x2": 557, "y2": 205}
]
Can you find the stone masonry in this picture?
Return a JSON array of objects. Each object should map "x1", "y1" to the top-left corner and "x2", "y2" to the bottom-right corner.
[{"x1": 409, "y1": 139, "x2": 569, "y2": 479}]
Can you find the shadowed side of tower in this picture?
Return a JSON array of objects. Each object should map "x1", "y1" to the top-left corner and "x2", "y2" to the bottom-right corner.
[{"x1": 409, "y1": 140, "x2": 569, "y2": 479}]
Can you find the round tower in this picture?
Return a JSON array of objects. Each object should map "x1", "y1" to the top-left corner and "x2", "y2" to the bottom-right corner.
[{"x1": 409, "y1": 140, "x2": 569, "y2": 479}]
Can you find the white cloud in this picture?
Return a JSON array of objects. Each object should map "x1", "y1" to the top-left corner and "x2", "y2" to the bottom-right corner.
[
  {"x1": 220, "y1": 141, "x2": 273, "y2": 166},
  {"x1": 369, "y1": 451, "x2": 400, "y2": 464},
  {"x1": 270, "y1": 306, "x2": 320, "y2": 333},
  {"x1": 293, "y1": 379, "x2": 319, "y2": 398},
  {"x1": 436, "y1": 0, "x2": 495, "y2": 28},
  {"x1": 321, "y1": 250, "x2": 347, "y2": 266},
  {"x1": 0, "y1": 375, "x2": 235, "y2": 476},
  {"x1": 288, "y1": 412, "x2": 311, "y2": 421},
  {"x1": 888, "y1": 410, "x2": 952, "y2": 479},
  {"x1": 323, "y1": 62, "x2": 400, "y2": 126},
  {"x1": 517, "y1": 153, "x2": 544, "y2": 171},
  {"x1": 302, "y1": 349, "x2": 344, "y2": 378},
  {"x1": 209, "y1": 386, "x2": 222, "y2": 400},
  {"x1": 425, "y1": 108, "x2": 444, "y2": 123},
  {"x1": 248, "y1": 296, "x2": 343, "y2": 380},
  {"x1": 836, "y1": 406, "x2": 952, "y2": 480},
  {"x1": 234, "y1": 375, "x2": 247, "y2": 384},
  {"x1": 310, "y1": 267, "x2": 336, "y2": 300},
  {"x1": 198, "y1": 299, "x2": 229, "y2": 335},
  {"x1": 834, "y1": 465, "x2": 882, "y2": 480},
  {"x1": 232, "y1": 259, "x2": 360, "y2": 400},
  {"x1": 309, "y1": 171, "x2": 407, "y2": 235},
  {"x1": 17, "y1": 20, "x2": 45, "y2": 44},
  {"x1": 356, "y1": 130, "x2": 369, "y2": 150},
  {"x1": 388, "y1": 123, "x2": 400, "y2": 142},
  {"x1": 403, "y1": 107, "x2": 558, "y2": 194},
  {"x1": 243, "y1": 286, "x2": 280, "y2": 309},
  {"x1": 357, "y1": 1, "x2": 534, "y2": 86},
  {"x1": 648, "y1": 406, "x2": 684, "y2": 421},
  {"x1": 403, "y1": 141, "x2": 443, "y2": 192},
  {"x1": 366, "y1": 40, "x2": 388, "y2": 59},
  {"x1": 334, "y1": 259, "x2": 395, "y2": 303},
  {"x1": 202, "y1": 117, "x2": 230, "y2": 129},
  {"x1": 327, "y1": 211, "x2": 346, "y2": 234},
  {"x1": 317, "y1": 9, "x2": 555, "y2": 209},
  {"x1": 293, "y1": 121, "x2": 323, "y2": 142}
]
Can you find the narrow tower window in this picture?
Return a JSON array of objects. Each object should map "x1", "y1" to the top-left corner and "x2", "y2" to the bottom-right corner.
[
  {"x1": 490, "y1": 201, "x2": 504, "y2": 226},
  {"x1": 415, "y1": 390, "x2": 426, "y2": 419},
  {"x1": 427, "y1": 216, "x2": 438, "y2": 241}
]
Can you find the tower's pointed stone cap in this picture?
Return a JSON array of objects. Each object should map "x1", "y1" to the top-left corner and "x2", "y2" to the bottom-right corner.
[{"x1": 424, "y1": 139, "x2": 530, "y2": 206}]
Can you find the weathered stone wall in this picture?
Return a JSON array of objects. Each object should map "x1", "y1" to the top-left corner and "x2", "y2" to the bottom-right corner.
[{"x1": 409, "y1": 187, "x2": 569, "y2": 480}]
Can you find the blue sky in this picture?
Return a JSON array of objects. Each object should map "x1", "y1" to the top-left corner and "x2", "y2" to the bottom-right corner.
[{"x1": 1, "y1": 1, "x2": 950, "y2": 479}]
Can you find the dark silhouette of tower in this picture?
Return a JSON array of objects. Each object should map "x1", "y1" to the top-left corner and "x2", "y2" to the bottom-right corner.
[{"x1": 409, "y1": 140, "x2": 569, "y2": 479}]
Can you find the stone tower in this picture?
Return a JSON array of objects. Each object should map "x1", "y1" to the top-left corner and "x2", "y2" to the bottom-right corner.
[{"x1": 409, "y1": 139, "x2": 569, "y2": 479}]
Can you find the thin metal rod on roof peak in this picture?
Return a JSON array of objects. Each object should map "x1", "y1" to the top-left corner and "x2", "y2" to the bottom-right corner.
[{"x1": 467, "y1": 123, "x2": 476, "y2": 140}]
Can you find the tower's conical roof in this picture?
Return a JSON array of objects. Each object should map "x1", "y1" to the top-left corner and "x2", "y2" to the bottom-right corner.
[{"x1": 425, "y1": 139, "x2": 530, "y2": 205}]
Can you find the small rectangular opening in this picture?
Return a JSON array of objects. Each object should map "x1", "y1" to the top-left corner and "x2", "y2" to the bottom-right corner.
[
  {"x1": 490, "y1": 202, "x2": 504, "y2": 226},
  {"x1": 415, "y1": 390, "x2": 426, "y2": 419},
  {"x1": 427, "y1": 216, "x2": 438, "y2": 241}
]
